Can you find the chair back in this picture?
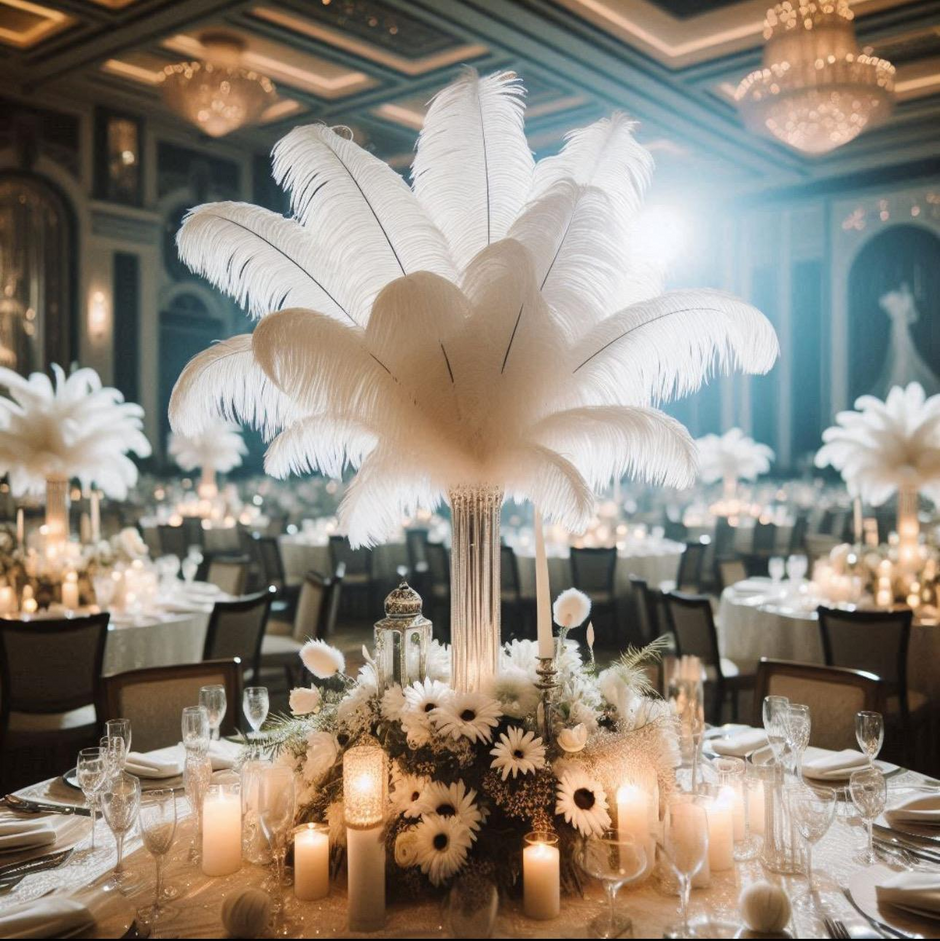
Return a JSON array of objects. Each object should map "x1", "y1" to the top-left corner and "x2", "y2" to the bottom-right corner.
[
  {"x1": 425, "y1": 542, "x2": 450, "y2": 589},
  {"x1": 405, "y1": 529, "x2": 430, "y2": 571},
  {"x1": 320, "y1": 566, "x2": 345, "y2": 640},
  {"x1": 752, "y1": 521, "x2": 777, "y2": 555},
  {"x1": 570, "y1": 547, "x2": 616, "y2": 595},
  {"x1": 500, "y1": 545, "x2": 521, "y2": 601},
  {"x1": 292, "y1": 571, "x2": 329, "y2": 642},
  {"x1": 754, "y1": 658, "x2": 884, "y2": 751},
  {"x1": 0, "y1": 612, "x2": 109, "y2": 717},
  {"x1": 203, "y1": 588, "x2": 275, "y2": 681},
  {"x1": 664, "y1": 592, "x2": 721, "y2": 671},
  {"x1": 100, "y1": 659, "x2": 242, "y2": 753},
  {"x1": 629, "y1": 576, "x2": 658, "y2": 643},
  {"x1": 329, "y1": 536, "x2": 372, "y2": 577},
  {"x1": 717, "y1": 559, "x2": 748, "y2": 592},
  {"x1": 676, "y1": 538, "x2": 709, "y2": 592},
  {"x1": 788, "y1": 514, "x2": 808, "y2": 555},
  {"x1": 256, "y1": 537, "x2": 286, "y2": 589},
  {"x1": 207, "y1": 558, "x2": 249, "y2": 596},
  {"x1": 141, "y1": 525, "x2": 162, "y2": 557},
  {"x1": 158, "y1": 525, "x2": 188, "y2": 560},
  {"x1": 713, "y1": 517, "x2": 736, "y2": 559}
]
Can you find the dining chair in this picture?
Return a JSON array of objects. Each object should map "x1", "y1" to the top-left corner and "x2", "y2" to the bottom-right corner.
[
  {"x1": 570, "y1": 547, "x2": 618, "y2": 642},
  {"x1": 202, "y1": 588, "x2": 275, "y2": 684},
  {"x1": 158, "y1": 524, "x2": 189, "y2": 560},
  {"x1": 712, "y1": 517, "x2": 736, "y2": 562},
  {"x1": 499, "y1": 544, "x2": 526, "y2": 640},
  {"x1": 329, "y1": 535, "x2": 373, "y2": 617},
  {"x1": 424, "y1": 542, "x2": 451, "y2": 641},
  {"x1": 100, "y1": 659, "x2": 242, "y2": 752},
  {"x1": 753, "y1": 658, "x2": 885, "y2": 753},
  {"x1": 787, "y1": 514, "x2": 808, "y2": 555},
  {"x1": 206, "y1": 557, "x2": 249, "y2": 596},
  {"x1": 664, "y1": 591, "x2": 752, "y2": 723},
  {"x1": 405, "y1": 528, "x2": 430, "y2": 572},
  {"x1": 675, "y1": 537, "x2": 709, "y2": 593},
  {"x1": 0, "y1": 612, "x2": 109, "y2": 790},
  {"x1": 629, "y1": 575, "x2": 663, "y2": 644},
  {"x1": 717, "y1": 558, "x2": 748, "y2": 592},
  {"x1": 255, "y1": 535, "x2": 299, "y2": 620}
]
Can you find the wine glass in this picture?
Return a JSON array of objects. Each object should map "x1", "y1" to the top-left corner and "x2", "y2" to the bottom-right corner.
[
  {"x1": 99, "y1": 735, "x2": 127, "y2": 782},
  {"x1": 257, "y1": 766, "x2": 296, "y2": 934},
  {"x1": 101, "y1": 772, "x2": 141, "y2": 892},
  {"x1": 659, "y1": 796, "x2": 709, "y2": 940},
  {"x1": 444, "y1": 873, "x2": 499, "y2": 938},
  {"x1": 577, "y1": 829, "x2": 647, "y2": 939},
  {"x1": 199, "y1": 685, "x2": 227, "y2": 742},
  {"x1": 786, "y1": 704, "x2": 811, "y2": 779},
  {"x1": 183, "y1": 753, "x2": 213, "y2": 865},
  {"x1": 850, "y1": 767, "x2": 887, "y2": 865},
  {"x1": 856, "y1": 711, "x2": 884, "y2": 767},
  {"x1": 243, "y1": 687, "x2": 270, "y2": 754},
  {"x1": 768, "y1": 556, "x2": 785, "y2": 584},
  {"x1": 791, "y1": 785, "x2": 837, "y2": 913},
  {"x1": 139, "y1": 789, "x2": 177, "y2": 927},
  {"x1": 786, "y1": 553, "x2": 808, "y2": 583},
  {"x1": 76, "y1": 747, "x2": 106, "y2": 854},
  {"x1": 104, "y1": 719, "x2": 132, "y2": 758},
  {"x1": 762, "y1": 695, "x2": 790, "y2": 765},
  {"x1": 181, "y1": 554, "x2": 199, "y2": 584},
  {"x1": 182, "y1": 705, "x2": 210, "y2": 756}
]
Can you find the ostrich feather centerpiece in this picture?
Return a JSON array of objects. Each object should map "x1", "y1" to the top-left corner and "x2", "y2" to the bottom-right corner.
[
  {"x1": 0, "y1": 365, "x2": 151, "y2": 543},
  {"x1": 816, "y1": 382, "x2": 940, "y2": 551},
  {"x1": 169, "y1": 421, "x2": 247, "y2": 497},
  {"x1": 170, "y1": 70, "x2": 778, "y2": 690},
  {"x1": 695, "y1": 427, "x2": 775, "y2": 502}
]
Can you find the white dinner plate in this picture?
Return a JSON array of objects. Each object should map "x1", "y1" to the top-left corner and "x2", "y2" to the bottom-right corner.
[
  {"x1": 847, "y1": 864, "x2": 940, "y2": 937},
  {"x1": 747, "y1": 745, "x2": 899, "y2": 783}
]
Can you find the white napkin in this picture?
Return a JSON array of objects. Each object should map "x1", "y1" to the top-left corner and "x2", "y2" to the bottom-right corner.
[
  {"x1": 886, "y1": 795, "x2": 940, "y2": 829},
  {"x1": 0, "y1": 819, "x2": 57, "y2": 853},
  {"x1": 711, "y1": 728, "x2": 768, "y2": 758},
  {"x1": 0, "y1": 896, "x2": 93, "y2": 938},
  {"x1": 207, "y1": 739, "x2": 240, "y2": 770},
  {"x1": 876, "y1": 871, "x2": 940, "y2": 920},
  {"x1": 124, "y1": 752, "x2": 183, "y2": 779},
  {"x1": 802, "y1": 748, "x2": 869, "y2": 780}
]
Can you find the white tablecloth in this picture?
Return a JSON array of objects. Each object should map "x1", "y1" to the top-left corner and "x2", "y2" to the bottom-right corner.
[
  {"x1": 278, "y1": 535, "x2": 409, "y2": 586},
  {"x1": 104, "y1": 610, "x2": 211, "y2": 676}
]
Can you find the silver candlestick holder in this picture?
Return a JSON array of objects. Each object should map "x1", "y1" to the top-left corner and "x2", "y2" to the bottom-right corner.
[{"x1": 535, "y1": 655, "x2": 559, "y2": 744}]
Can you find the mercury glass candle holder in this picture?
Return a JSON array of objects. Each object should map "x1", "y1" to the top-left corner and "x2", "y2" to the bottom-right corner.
[
  {"x1": 343, "y1": 744, "x2": 387, "y2": 829},
  {"x1": 373, "y1": 581, "x2": 432, "y2": 694}
]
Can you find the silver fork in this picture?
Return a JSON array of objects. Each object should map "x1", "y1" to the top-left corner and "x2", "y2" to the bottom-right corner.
[{"x1": 823, "y1": 916, "x2": 851, "y2": 939}]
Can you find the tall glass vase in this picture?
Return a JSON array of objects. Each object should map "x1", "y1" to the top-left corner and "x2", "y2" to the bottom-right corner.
[
  {"x1": 44, "y1": 474, "x2": 69, "y2": 548},
  {"x1": 897, "y1": 485, "x2": 919, "y2": 564},
  {"x1": 449, "y1": 485, "x2": 502, "y2": 693}
]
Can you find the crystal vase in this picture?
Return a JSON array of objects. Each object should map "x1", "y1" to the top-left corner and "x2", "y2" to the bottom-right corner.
[
  {"x1": 449, "y1": 485, "x2": 502, "y2": 692},
  {"x1": 44, "y1": 474, "x2": 69, "y2": 546}
]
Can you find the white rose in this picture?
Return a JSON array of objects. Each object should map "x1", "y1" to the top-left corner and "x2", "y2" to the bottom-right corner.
[
  {"x1": 289, "y1": 686, "x2": 321, "y2": 716},
  {"x1": 557, "y1": 723, "x2": 588, "y2": 753},
  {"x1": 394, "y1": 828, "x2": 420, "y2": 867}
]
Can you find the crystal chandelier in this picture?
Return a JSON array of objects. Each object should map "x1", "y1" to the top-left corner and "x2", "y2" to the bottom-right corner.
[
  {"x1": 159, "y1": 33, "x2": 277, "y2": 138},
  {"x1": 735, "y1": 1, "x2": 894, "y2": 155}
]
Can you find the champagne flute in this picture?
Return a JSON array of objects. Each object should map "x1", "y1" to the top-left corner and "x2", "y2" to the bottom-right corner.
[
  {"x1": 856, "y1": 711, "x2": 884, "y2": 767},
  {"x1": 660, "y1": 796, "x2": 709, "y2": 940},
  {"x1": 99, "y1": 735, "x2": 127, "y2": 783},
  {"x1": 182, "y1": 705, "x2": 210, "y2": 756},
  {"x1": 762, "y1": 695, "x2": 790, "y2": 766},
  {"x1": 139, "y1": 789, "x2": 177, "y2": 926},
  {"x1": 791, "y1": 785, "x2": 837, "y2": 913},
  {"x1": 850, "y1": 767, "x2": 887, "y2": 865},
  {"x1": 257, "y1": 766, "x2": 295, "y2": 935},
  {"x1": 786, "y1": 703, "x2": 811, "y2": 779},
  {"x1": 199, "y1": 684, "x2": 227, "y2": 742},
  {"x1": 183, "y1": 753, "x2": 213, "y2": 864},
  {"x1": 577, "y1": 829, "x2": 647, "y2": 939},
  {"x1": 76, "y1": 747, "x2": 106, "y2": 853},
  {"x1": 243, "y1": 687, "x2": 270, "y2": 756},
  {"x1": 104, "y1": 718, "x2": 132, "y2": 758},
  {"x1": 101, "y1": 772, "x2": 141, "y2": 892}
]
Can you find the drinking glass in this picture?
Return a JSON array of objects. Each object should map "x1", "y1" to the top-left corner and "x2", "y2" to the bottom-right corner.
[
  {"x1": 791, "y1": 785, "x2": 837, "y2": 912},
  {"x1": 76, "y1": 747, "x2": 106, "y2": 852},
  {"x1": 101, "y1": 772, "x2": 141, "y2": 892},
  {"x1": 856, "y1": 711, "x2": 884, "y2": 766},
  {"x1": 786, "y1": 553, "x2": 808, "y2": 583},
  {"x1": 850, "y1": 767, "x2": 887, "y2": 865},
  {"x1": 99, "y1": 735, "x2": 127, "y2": 782},
  {"x1": 104, "y1": 718, "x2": 132, "y2": 757},
  {"x1": 199, "y1": 684, "x2": 227, "y2": 741},
  {"x1": 762, "y1": 695, "x2": 789, "y2": 764},
  {"x1": 786, "y1": 704, "x2": 811, "y2": 778},
  {"x1": 257, "y1": 766, "x2": 296, "y2": 934},
  {"x1": 182, "y1": 705, "x2": 210, "y2": 756},
  {"x1": 660, "y1": 796, "x2": 709, "y2": 940},
  {"x1": 768, "y1": 556, "x2": 785, "y2": 584},
  {"x1": 183, "y1": 753, "x2": 213, "y2": 864},
  {"x1": 243, "y1": 687, "x2": 270, "y2": 754},
  {"x1": 181, "y1": 554, "x2": 199, "y2": 584},
  {"x1": 139, "y1": 789, "x2": 177, "y2": 925},
  {"x1": 444, "y1": 874, "x2": 499, "y2": 938},
  {"x1": 578, "y1": 829, "x2": 647, "y2": 939}
]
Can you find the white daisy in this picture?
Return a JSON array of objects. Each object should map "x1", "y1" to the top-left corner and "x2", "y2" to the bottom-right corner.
[
  {"x1": 555, "y1": 769, "x2": 611, "y2": 837},
  {"x1": 415, "y1": 780, "x2": 484, "y2": 837},
  {"x1": 390, "y1": 771, "x2": 430, "y2": 819},
  {"x1": 486, "y1": 667, "x2": 539, "y2": 720},
  {"x1": 400, "y1": 678, "x2": 452, "y2": 743},
  {"x1": 426, "y1": 640, "x2": 451, "y2": 683},
  {"x1": 501, "y1": 638, "x2": 539, "y2": 678},
  {"x1": 303, "y1": 731, "x2": 339, "y2": 783},
  {"x1": 489, "y1": 727, "x2": 546, "y2": 780},
  {"x1": 289, "y1": 685, "x2": 321, "y2": 716},
  {"x1": 412, "y1": 813, "x2": 473, "y2": 885},
  {"x1": 432, "y1": 691, "x2": 502, "y2": 744},
  {"x1": 300, "y1": 639, "x2": 345, "y2": 679},
  {"x1": 380, "y1": 684, "x2": 406, "y2": 723}
]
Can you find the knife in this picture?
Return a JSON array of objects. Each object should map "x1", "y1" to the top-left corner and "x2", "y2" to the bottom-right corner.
[
  {"x1": 2, "y1": 795, "x2": 90, "y2": 816},
  {"x1": 0, "y1": 848, "x2": 74, "y2": 881},
  {"x1": 875, "y1": 825, "x2": 940, "y2": 858}
]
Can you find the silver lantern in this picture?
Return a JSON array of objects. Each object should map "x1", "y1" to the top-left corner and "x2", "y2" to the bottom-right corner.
[{"x1": 374, "y1": 581, "x2": 432, "y2": 693}]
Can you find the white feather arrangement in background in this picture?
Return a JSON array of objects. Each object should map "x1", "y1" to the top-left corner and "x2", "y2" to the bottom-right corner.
[
  {"x1": 0, "y1": 365, "x2": 151, "y2": 499},
  {"x1": 695, "y1": 428, "x2": 775, "y2": 486},
  {"x1": 815, "y1": 382, "x2": 940, "y2": 506},
  {"x1": 171, "y1": 69, "x2": 778, "y2": 547},
  {"x1": 169, "y1": 421, "x2": 247, "y2": 474}
]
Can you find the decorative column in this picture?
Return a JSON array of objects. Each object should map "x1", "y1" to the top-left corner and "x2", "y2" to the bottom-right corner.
[
  {"x1": 44, "y1": 474, "x2": 69, "y2": 547},
  {"x1": 449, "y1": 485, "x2": 502, "y2": 692}
]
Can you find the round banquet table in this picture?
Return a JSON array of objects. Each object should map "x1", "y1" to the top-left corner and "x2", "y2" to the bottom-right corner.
[
  {"x1": 278, "y1": 535, "x2": 409, "y2": 587},
  {"x1": 4, "y1": 759, "x2": 938, "y2": 938},
  {"x1": 718, "y1": 579, "x2": 940, "y2": 700}
]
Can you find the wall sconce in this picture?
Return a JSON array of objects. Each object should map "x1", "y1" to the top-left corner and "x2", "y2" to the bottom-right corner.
[{"x1": 88, "y1": 290, "x2": 108, "y2": 339}]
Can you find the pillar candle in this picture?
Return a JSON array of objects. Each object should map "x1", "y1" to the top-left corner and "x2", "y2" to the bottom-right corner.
[
  {"x1": 90, "y1": 491, "x2": 100, "y2": 544},
  {"x1": 853, "y1": 497, "x2": 863, "y2": 544},
  {"x1": 202, "y1": 786, "x2": 242, "y2": 876},
  {"x1": 346, "y1": 825, "x2": 385, "y2": 930},
  {"x1": 523, "y1": 833, "x2": 560, "y2": 920},
  {"x1": 294, "y1": 824, "x2": 329, "y2": 901},
  {"x1": 0, "y1": 585, "x2": 14, "y2": 615},
  {"x1": 534, "y1": 511, "x2": 553, "y2": 659},
  {"x1": 16, "y1": 508, "x2": 24, "y2": 546},
  {"x1": 21, "y1": 585, "x2": 37, "y2": 616},
  {"x1": 706, "y1": 794, "x2": 735, "y2": 872},
  {"x1": 62, "y1": 573, "x2": 79, "y2": 611},
  {"x1": 616, "y1": 785, "x2": 654, "y2": 875}
]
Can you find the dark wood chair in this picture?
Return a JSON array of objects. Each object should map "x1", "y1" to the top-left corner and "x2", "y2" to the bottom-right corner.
[
  {"x1": 500, "y1": 544, "x2": 527, "y2": 641},
  {"x1": 329, "y1": 535, "x2": 373, "y2": 617},
  {"x1": 203, "y1": 588, "x2": 275, "y2": 683},
  {"x1": 424, "y1": 542, "x2": 450, "y2": 641},
  {"x1": 570, "y1": 547, "x2": 618, "y2": 642},
  {"x1": 717, "y1": 558, "x2": 748, "y2": 592},
  {"x1": 675, "y1": 538, "x2": 709, "y2": 593},
  {"x1": 206, "y1": 557, "x2": 249, "y2": 596}
]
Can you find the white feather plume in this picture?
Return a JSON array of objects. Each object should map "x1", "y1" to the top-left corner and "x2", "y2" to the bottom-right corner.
[
  {"x1": 815, "y1": 382, "x2": 940, "y2": 506},
  {"x1": 696, "y1": 427, "x2": 775, "y2": 484},
  {"x1": 168, "y1": 421, "x2": 247, "y2": 474},
  {"x1": 0, "y1": 364, "x2": 151, "y2": 499}
]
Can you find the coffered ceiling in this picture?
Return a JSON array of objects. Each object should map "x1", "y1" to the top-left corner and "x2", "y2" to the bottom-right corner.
[{"x1": 1, "y1": 0, "x2": 938, "y2": 197}]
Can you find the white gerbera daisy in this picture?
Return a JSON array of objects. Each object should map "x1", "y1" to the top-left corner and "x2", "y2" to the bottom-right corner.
[
  {"x1": 432, "y1": 691, "x2": 502, "y2": 744},
  {"x1": 415, "y1": 780, "x2": 484, "y2": 837},
  {"x1": 400, "y1": 678, "x2": 452, "y2": 744},
  {"x1": 490, "y1": 727, "x2": 546, "y2": 780},
  {"x1": 555, "y1": 769, "x2": 611, "y2": 837},
  {"x1": 412, "y1": 813, "x2": 473, "y2": 885},
  {"x1": 300, "y1": 639, "x2": 345, "y2": 679},
  {"x1": 390, "y1": 771, "x2": 430, "y2": 819},
  {"x1": 380, "y1": 684, "x2": 406, "y2": 722},
  {"x1": 486, "y1": 667, "x2": 539, "y2": 720}
]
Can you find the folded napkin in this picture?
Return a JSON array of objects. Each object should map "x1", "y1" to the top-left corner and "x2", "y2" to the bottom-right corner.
[
  {"x1": 124, "y1": 752, "x2": 183, "y2": 779},
  {"x1": 802, "y1": 748, "x2": 869, "y2": 780},
  {"x1": 886, "y1": 795, "x2": 940, "y2": 830},
  {"x1": 0, "y1": 819, "x2": 56, "y2": 853},
  {"x1": 0, "y1": 896, "x2": 93, "y2": 939},
  {"x1": 876, "y1": 871, "x2": 940, "y2": 920},
  {"x1": 711, "y1": 728, "x2": 768, "y2": 758},
  {"x1": 208, "y1": 740, "x2": 240, "y2": 770}
]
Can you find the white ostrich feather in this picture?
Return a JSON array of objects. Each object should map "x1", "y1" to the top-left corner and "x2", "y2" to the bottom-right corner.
[
  {"x1": 412, "y1": 69, "x2": 534, "y2": 273},
  {"x1": 169, "y1": 421, "x2": 247, "y2": 474},
  {"x1": 170, "y1": 71, "x2": 778, "y2": 546},
  {"x1": 0, "y1": 364, "x2": 151, "y2": 499},
  {"x1": 696, "y1": 427, "x2": 775, "y2": 485},
  {"x1": 815, "y1": 382, "x2": 940, "y2": 506}
]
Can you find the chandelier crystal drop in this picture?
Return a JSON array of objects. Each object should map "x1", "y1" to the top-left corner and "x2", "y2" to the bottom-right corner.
[{"x1": 735, "y1": 0, "x2": 894, "y2": 155}]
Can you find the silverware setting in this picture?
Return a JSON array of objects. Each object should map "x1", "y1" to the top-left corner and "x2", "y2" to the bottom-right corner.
[
  {"x1": 1, "y1": 794, "x2": 89, "y2": 816},
  {"x1": 842, "y1": 888, "x2": 923, "y2": 940},
  {"x1": 0, "y1": 847, "x2": 73, "y2": 882},
  {"x1": 823, "y1": 915, "x2": 851, "y2": 939},
  {"x1": 874, "y1": 825, "x2": 940, "y2": 861}
]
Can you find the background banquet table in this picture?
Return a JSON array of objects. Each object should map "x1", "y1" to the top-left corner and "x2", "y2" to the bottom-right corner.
[
  {"x1": 3, "y1": 757, "x2": 938, "y2": 938},
  {"x1": 278, "y1": 534, "x2": 409, "y2": 586},
  {"x1": 103, "y1": 609, "x2": 212, "y2": 676}
]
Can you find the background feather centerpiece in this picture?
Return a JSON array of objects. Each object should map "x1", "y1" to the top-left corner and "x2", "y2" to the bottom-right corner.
[
  {"x1": 0, "y1": 364, "x2": 151, "y2": 543},
  {"x1": 169, "y1": 421, "x2": 247, "y2": 497},
  {"x1": 170, "y1": 68, "x2": 778, "y2": 690},
  {"x1": 695, "y1": 427, "x2": 775, "y2": 502}
]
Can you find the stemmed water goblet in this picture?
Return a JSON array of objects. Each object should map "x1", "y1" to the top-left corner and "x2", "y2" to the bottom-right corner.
[
  {"x1": 660, "y1": 796, "x2": 709, "y2": 940},
  {"x1": 577, "y1": 829, "x2": 647, "y2": 939},
  {"x1": 104, "y1": 719, "x2": 132, "y2": 758},
  {"x1": 257, "y1": 766, "x2": 296, "y2": 935},
  {"x1": 786, "y1": 553, "x2": 808, "y2": 583},
  {"x1": 763, "y1": 695, "x2": 790, "y2": 768},
  {"x1": 76, "y1": 747, "x2": 107, "y2": 854},
  {"x1": 856, "y1": 711, "x2": 884, "y2": 767},
  {"x1": 101, "y1": 772, "x2": 141, "y2": 893},
  {"x1": 139, "y1": 789, "x2": 177, "y2": 928},
  {"x1": 243, "y1": 687, "x2": 270, "y2": 756},
  {"x1": 791, "y1": 785, "x2": 837, "y2": 913},
  {"x1": 768, "y1": 556, "x2": 785, "y2": 585},
  {"x1": 786, "y1": 703, "x2": 811, "y2": 779},
  {"x1": 850, "y1": 767, "x2": 887, "y2": 865},
  {"x1": 199, "y1": 684, "x2": 227, "y2": 741}
]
